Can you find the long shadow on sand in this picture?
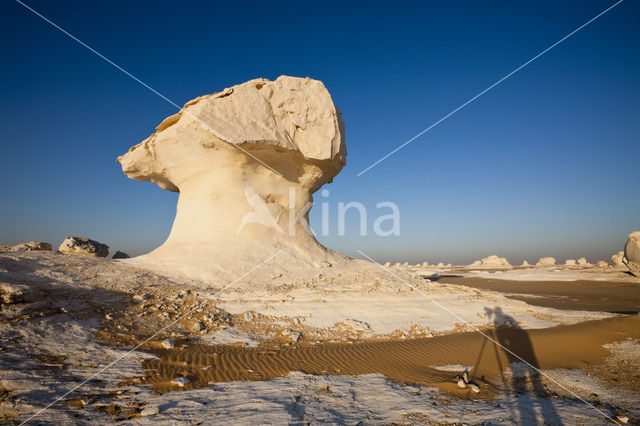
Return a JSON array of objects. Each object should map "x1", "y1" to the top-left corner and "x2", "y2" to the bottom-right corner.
[{"x1": 478, "y1": 306, "x2": 562, "y2": 425}]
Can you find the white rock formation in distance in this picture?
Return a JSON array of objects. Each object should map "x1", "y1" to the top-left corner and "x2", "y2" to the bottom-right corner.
[
  {"x1": 565, "y1": 259, "x2": 576, "y2": 266},
  {"x1": 611, "y1": 251, "x2": 625, "y2": 267},
  {"x1": 521, "y1": 260, "x2": 529, "y2": 266},
  {"x1": 623, "y1": 231, "x2": 640, "y2": 277},
  {"x1": 468, "y1": 255, "x2": 511, "y2": 268},
  {"x1": 536, "y1": 257, "x2": 556, "y2": 267},
  {"x1": 117, "y1": 76, "x2": 355, "y2": 283},
  {"x1": 577, "y1": 257, "x2": 590, "y2": 266}
]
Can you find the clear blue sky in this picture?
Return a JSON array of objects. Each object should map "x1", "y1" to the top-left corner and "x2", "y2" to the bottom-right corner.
[{"x1": 1, "y1": 0, "x2": 638, "y2": 264}]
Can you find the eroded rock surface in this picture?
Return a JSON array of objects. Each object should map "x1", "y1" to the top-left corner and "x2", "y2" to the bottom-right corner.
[
  {"x1": 58, "y1": 236, "x2": 109, "y2": 258},
  {"x1": 117, "y1": 76, "x2": 354, "y2": 284},
  {"x1": 623, "y1": 231, "x2": 640, "y2": 277}
]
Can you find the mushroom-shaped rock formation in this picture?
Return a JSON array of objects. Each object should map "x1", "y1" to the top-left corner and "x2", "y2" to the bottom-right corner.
[
  {"x1": 469, "y1": 255, "x2": 511, "y2": 268},
  {"x1": 536, "y1": 257, "x2": 556, "y2": 267},
  {"x1": 565, "y1": 259, "x2": 577, "y2": 266},
  {"x1": 118, "y1": 76, "x2": 351, "y2": 283},
  {"x1": 623, "y1": 231, "x2": 640, "y2": 277}
]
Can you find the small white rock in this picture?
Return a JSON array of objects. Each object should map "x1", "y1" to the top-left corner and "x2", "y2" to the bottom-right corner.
[
  {"x1": 457, "y1": 378, "x2": 467, "y2": 388},
  {"x1": 469, "y1": 383, "x2": 480, "y2": 393},
  {"x1": 617, "y1": 416, "x2": 629, "y2": 424},
  {"x1": 170, "y1": 377, "x2": 190, "y2": 387},
  {"x1": 140, "y1": 405, "x2": 160, "y2": 416},
  {"x1": 161, "y1": 338, "x2": 175, "y2": 349}
]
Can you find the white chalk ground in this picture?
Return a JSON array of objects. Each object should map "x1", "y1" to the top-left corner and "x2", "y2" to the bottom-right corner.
[
  {"x1": 411, "y1": 265, "x2": 637, "y2": 282},
  {"x1": 0, "y1": 251, "x2": 637, "y2": 424}
]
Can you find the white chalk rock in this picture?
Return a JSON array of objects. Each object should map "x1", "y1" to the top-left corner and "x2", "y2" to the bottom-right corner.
[
  {"x1": 117, "y1": 76, "x2": 353, "y2": 284},
  {"x1": 577, "y1": 257, "x2": 590, "y2": 266},
  {"x1": 58, "y1": 236, "x2": 109, "y2": 257},
  {"x1": 536, "y1": 257, "x2": 556, "y2": 267},
  {"x1": 170, "y1": 377, "x2": 190, "y2": 387},
  {"x1": 623, "y1": 231, "x2": 640, "y2": 277},
  {"x1": 470, "y1": 255, "x2": 511, "y2": 268},
  {"x1": 596, "y1": 260, "x2": 609, "y2": 268},
  {"x1": 10, "y1": 241, "x2": 52, "y2": 251},
  {"x1": 521, "y1": 260, "x2": 529, "y2": 266},
  {"x1": 611, "y1": 251, "x2": 625, "y2": 267},
  {"x1": 565, "y1": 259, "x2": 576, "y2": 266}
]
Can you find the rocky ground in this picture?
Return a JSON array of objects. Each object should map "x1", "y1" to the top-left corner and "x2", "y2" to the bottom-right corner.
[{"x1": 1, "y1": 249, "x2": 638, "y2": 424}]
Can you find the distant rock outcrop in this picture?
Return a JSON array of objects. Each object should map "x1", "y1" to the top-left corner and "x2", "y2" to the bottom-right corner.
[
  {"x1": 536, "y1": 257, "x2": 556, "y2": 267},
  {"x1": 577, "y1": 257, "x2": 590, "y2": 266},
  {"x1": 58, "y1": 237, "x2": 109, "y2": 257},
  {"x1": 469, "y1": 255, "x2": 511, "y2": 268},
  {"x1": 611, "y1": 251, "x2": 625, "y2": 267},
  {"x1": 623, "y1": 231, "x2": 640, "y2": 277},
  {"x1": 565, "y1": 259, "x2": 576, "y2": 266},
  {"x1": 596, "y1": 260, "x2": 609, "y2": 268},
  {"x1": 521, "y1": 260, "x2": 529, "y2": 266},
  {"x1": 1, "y1": 241, "x2": 52, "y2": 251}
]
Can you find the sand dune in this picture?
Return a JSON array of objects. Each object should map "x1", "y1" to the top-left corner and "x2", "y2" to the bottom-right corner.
[{"x1": 141, "y1": 316, "x2": 640, "y2": 397}]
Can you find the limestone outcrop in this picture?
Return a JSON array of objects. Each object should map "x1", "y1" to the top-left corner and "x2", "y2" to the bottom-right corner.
[
  {"x1": 611, "y1": 251, "x2": 625, "y2": 267},
  {"x1": 0, "y1": 241, "x2": 52, "y2": 251},
  {"x1": 58, "y1": 237, "x2": 109, "y2": 257},
  {"x1": 623, "y1": 231, "x2": 640, "y2": 277},
  {"x1": 536, "y1": 257, "x2": 556, "y2": 267},
  {"x1": 468, "y1": 255, "x2": 511, "y2": 268},
  {"x1": 577, "y1": 257, "x2": 590, "y2": 266},
  {"x1": 565, "y1": 259, "x2": 576, "y2": 266},
  {"x1": 117, "y1": 76, "x2": 352, "y2": 283}
]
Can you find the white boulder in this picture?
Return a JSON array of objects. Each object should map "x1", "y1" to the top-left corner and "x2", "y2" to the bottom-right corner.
[
  {"x1": 9, "y1": 241, "x2": 52, "y2": 251},
  {"x1": 623, "y1": 231, "x2": 640, "y2": 277},
  {"x1": 536, "y1": 257, "x2": 556, "y2": 267},
  {"x1": 58, "y1": 236, "x2": 109, "y2": 257}
]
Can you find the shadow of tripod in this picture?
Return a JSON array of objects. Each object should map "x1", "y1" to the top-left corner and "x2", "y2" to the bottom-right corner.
[{"x1": 472, "y1": 306, "x2": 562, "y2": 425}]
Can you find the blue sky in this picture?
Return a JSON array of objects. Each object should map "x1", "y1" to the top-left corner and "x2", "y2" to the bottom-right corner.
[{"x1": 1, "y1": 0, "x2": 638, "y2": 264}]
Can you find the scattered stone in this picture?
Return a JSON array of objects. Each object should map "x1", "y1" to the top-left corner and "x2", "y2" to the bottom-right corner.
[
  {"x1": 11, "y1": 241, "x2": 52, "y2": 251},
  {"x1": 469, "y1": 383, "x2": 480, "y2": 393},
  {"x1": 170, "y1": 377, "x2": 190, "y2": 387},
  {"x1": 457, "y1": 377, "x2": 467, "y2": 388},
  {"x1": 58, "y1": 236, "x2": 109, "y2": 257},
  {"x1": 0, "y1": 283, "x2": 30, "y2": 304},
  {"x1": 617, "y1": 416, "x2": 629, "y2": 424},
  {"x1": 140, "y1": 405, "x2": 160, "y2": 416},
  {"x1": 623, "y1": 231, "x2": 640, "y2": 277},
  {"x1": 161, "y1": 339, "x2": 175, "y2": 349},
  {"x1": 191, "y1": 321, "x2": 205, "y2": 332},
  {"x1": 112, "y1": 251, "x2": 130, "y2": 259},
  {"x1": 536, "y1": 257, "x2": 556, "y2": 267},
  {"x1": 469, "y1": 255, "x2": 511, "y2": 268}
]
